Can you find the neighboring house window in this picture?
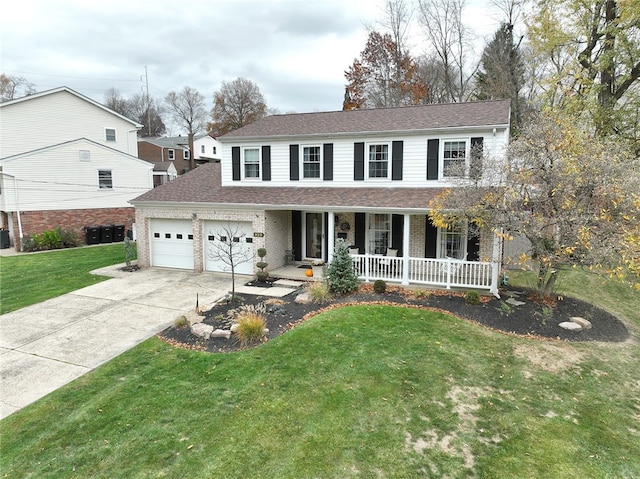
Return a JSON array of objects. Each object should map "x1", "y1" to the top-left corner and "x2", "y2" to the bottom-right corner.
[
  {"x1": 443, "y1": 140, "x2": 467, "y2": 177},
  {"x1": 201, "y1": 145, "x2": 205, "y2": 154},
  {"x1": 302, "y1": 146, "x2": 321, "y2": 178},
  {"x1": 184, "y1": 149, "x2": 190, "y2": 160},
  {"x1": 105, "y1": 128, "x2": 116, "y2": 141},
  {"x1": 244, "y1": 148, "x2": 260, "y2": 178},
  {"x1": 213, "y1": 146, "x2": 217, "y2": 155},
  {"x1": 369, "y1": 213, "x2": 390, "y2": 255},
  {"x1": 438, "y1": 224, "x2": 466, "y2": 259},
  {"x1": 98, "y1": 170, "x2": 113, "y2": 189},
  {"x1": 168, "y1": 149, "x2": 175, "y2": 160},
  {"x1": 79, "y1": 150, "x2": 90, "y2": 161},
  {"x1": 368, "y1": 144, "x2": 389, "y2": 178}
]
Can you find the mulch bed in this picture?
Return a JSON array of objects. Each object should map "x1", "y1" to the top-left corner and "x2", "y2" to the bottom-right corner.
[{"x1": 158, "y1": 283, "x2": 631, "y2": 354}]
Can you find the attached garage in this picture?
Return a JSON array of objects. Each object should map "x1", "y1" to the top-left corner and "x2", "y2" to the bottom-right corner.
[
  {"x1": 203, "y1": 220, "x2": 254, "y2": 275},
  {"x1": 150, "y1": 219, "x2": 194, "y2": 269}
]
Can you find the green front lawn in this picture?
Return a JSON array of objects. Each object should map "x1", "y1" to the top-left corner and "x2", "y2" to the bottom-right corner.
[
  {"x1": 0, "y1": 243, "x2": 133, "y2": 314},
  {"x1": 1, "y1": 270, "x2": 638, "y2": 478}
]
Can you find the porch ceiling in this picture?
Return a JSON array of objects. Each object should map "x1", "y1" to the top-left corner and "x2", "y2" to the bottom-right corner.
[{"x1": 132, "y1": 162, "x2": 441, "y2": 213}]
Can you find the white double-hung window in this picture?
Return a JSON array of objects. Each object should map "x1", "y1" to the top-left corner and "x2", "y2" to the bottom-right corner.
[
  {"x1": 442, "y1": 140, "x2": 467, "y2": 178},
  {"x1": 438, "y1": 223, "x2": 466, "y2": 259},
  {"x1": 369, "y1": 213, "x2": 391, "y2": 254},
  {"x1": 244, "y1": 147, "x2": 260, "y2": 178},
  {"x1": 302, "y1": 146, "x2": 321, "y2": 179},
  {"x1": 368, "y1": 144, "x2": 389, "y2": 178}
]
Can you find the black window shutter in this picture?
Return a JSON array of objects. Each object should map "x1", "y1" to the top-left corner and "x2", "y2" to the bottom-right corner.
[
  {"x1": 392, "y1": 141, "x2": 403, "y2": 180},
  {"x1": 354, "y1": 213, "x2": 366, "y2": 253},
  {"x1": 289, "y1": 144, "x2": 299, "y2": 181},
  {"x1": 292, "y1": 211, "x2": 302, "y2": 261},
  {"x1": 354, "y1": 142, "x2": 365, "y2": 181},
  {"x1": 323, "y1": 143, "x2": 333, "y2": 181},
  {"x1": 261, "y1": 145, "x2": 271, "y2": 181},
  {"x1": 425, "y1": 216, "x2": 437, "y2": 258},
  {"x1": 426, "y1": 139, "x2": 439, "y2": 180},
  {"x1": 467, "y1": 227, "x2": 480, "y2": 261},
  {"x1": 391, "y1": 214, "x2": 403, "y2": 255},
  {"x1": 232, "y1": 146, "x2": 241, "y2": 181},
  {"x1": 470, "y1": 137, "x2": 484, "y2": 180}
]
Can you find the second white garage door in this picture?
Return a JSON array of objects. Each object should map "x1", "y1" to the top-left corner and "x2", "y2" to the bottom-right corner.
[
  {"x1": 203, "y1": 220, "x2": 254, "y2": 275},
  {"x1": 150, "y1": 219, "x2": 194, "y2": 269}
]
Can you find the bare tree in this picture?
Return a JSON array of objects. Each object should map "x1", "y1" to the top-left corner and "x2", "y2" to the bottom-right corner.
[
  {"x1": 206, "y1": 222, "x2": 255, "y2": 301},
  {"x1": 165, "y1": 86, "x2": 207, "y2": 169},
  {"x1": 103, "y1": 88, "x2": 130, "y2": 116},
  {"x1": 128, "y1": 93, "x2": 166, "y2": 137},
  {"x1": 417, "y1": 0, "x2": 477, "y2": 102},
  {"x1": 210, "y1": 77, "x2": 267, "y2": 136},
  {"x1": 1, "y1": 73, "x2": 35, "y2": 102}
]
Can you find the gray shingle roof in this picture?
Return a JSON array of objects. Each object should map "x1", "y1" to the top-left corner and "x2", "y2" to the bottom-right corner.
[
  {"x1": 219, "y1": 100, "x2": 510, "y2": 140},
  {"x1": 131, "y1": 162, "x2": 441, "y2": 212}
]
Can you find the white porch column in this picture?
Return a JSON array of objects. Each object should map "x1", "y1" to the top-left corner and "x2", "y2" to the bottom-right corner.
[
  {"x1": 490, "y1": 228, "x2": 502, "y2": 297},
  {"x1": 402, "y1": 213, "x2": 410, "y2": 285},
  {"x1": 327, "y1": 211, "x2": 335, "y2": 262}
]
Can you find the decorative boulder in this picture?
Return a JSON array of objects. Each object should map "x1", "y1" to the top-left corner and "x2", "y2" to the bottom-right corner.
[
  {"x1": 191, "y1": 323, "x2": 214, "y2": 339},
  {"x1": 570, "y1": 316, "x2": 592, "y2": 330},
  {"x1": 559, "y1": 321, "x2": 583, "y2": 331},
  {"x1": 211, "y1": 329, "x2": 232, "y2": 339}
]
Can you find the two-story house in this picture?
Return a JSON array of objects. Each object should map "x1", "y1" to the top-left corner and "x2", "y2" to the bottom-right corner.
[
  {"x1": 131, "y1": 100, "x2": 510, "y2": 294},
  {"x1": 0, "y1": 87, "x2": 154, "y2": 250}
]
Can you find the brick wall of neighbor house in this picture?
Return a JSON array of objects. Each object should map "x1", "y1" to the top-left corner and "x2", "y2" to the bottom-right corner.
[
  {"x1": 137, "y1": 142, "x2": 191, "y2": 175},
  {"x1": 13, "y1": 207, "x2": 135, "y2": 248}
]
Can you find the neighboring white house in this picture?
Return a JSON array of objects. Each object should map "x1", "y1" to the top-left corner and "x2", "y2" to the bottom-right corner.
[
  {"x1": 131, "y1": 101, "x2": 510, "y2": 294},
  {"x1": 193, "y1": 134, "x2": 221, "y2": 162},
  {"x1": 0, "y1": 87, "x2": 153, "y2": 249}
]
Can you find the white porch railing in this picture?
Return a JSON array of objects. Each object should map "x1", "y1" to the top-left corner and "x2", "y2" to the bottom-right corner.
[{"x1": 350, "y1": 254, "x2": 499, "y2": 295}]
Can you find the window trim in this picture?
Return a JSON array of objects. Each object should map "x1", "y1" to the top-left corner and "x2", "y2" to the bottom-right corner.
[
  {"x1": 301, "y1": 145, "x2": 322, "y2": 180},
  {"x1": 167, "y1": 149, "x2": 175, "y2": 161},
  {"x1": 105, "y1": 128, "x2": 116, "y2": 142},
  {"x1": 367, "y1": 142, "x2": 390, "y2": 179},
  {"x1": 367, "y1": 213, "x2": 391, "y2": 255},
  {"x1": 183, "y1": 149, "x2": 190, "y2": 160},
  {"x1": 441, "y1": 139, "x2": 468, "y2": 179},
  {"x1": 200, "y1": 145, "x2": 205, "y2": 154},
  {"x1": 243, "y1": 147, "x2": 261, "y2": 179},
  {"x1": 98, "y1": 169, "x2": 113, "y2": 190}
]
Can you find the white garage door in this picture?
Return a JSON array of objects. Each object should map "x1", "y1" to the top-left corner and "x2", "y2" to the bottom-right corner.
[
  {"x1": 203, "y1": 220, "x2": 254, "y2": 275},
  {"x1": 150, "y1": 219, "x2": 194, "y2": 269}
]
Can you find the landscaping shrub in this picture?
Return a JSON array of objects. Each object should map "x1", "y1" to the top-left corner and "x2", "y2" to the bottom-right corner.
[
  {"x1": 373, "y1": 279, "x2": 387, "y2": 294},
  {"x1": 306, "y1": 281, "x2": 331, "y2": 303},
  {"x1": 58, "y1": 227, "x2": 81, "y2": 248},
  {"x1": 256, "y1": 248, "x2": 269, "y2": 282},
  {"x1": 413, "y1": 289, "x2": 431, "y2": 300},
  {"x1": 21, "y1": 227, "x2": 81, "y2": 252},
  {"x1": 326, "y1": 239, "x2": 360, "y2": 294},
  {"x1": 234, "y1": 310, "x2": 267, "y2": 347},
  {"x1": 464, "y1": 290, "x2": 481, "y2": 305}
]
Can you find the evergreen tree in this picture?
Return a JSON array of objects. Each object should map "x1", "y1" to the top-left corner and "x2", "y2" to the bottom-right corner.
[{"x1": 326, "y1": 240, "x2": 360, "y2": 294}]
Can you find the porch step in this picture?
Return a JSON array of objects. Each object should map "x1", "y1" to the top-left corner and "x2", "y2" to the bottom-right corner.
[{"x1": 274, "y1": 279, "x2": 305, "y2": 287}]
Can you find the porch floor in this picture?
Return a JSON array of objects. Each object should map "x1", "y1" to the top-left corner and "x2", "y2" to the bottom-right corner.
[{"x1": 270, "y1": 265, "x2": 323, "y2": 282}]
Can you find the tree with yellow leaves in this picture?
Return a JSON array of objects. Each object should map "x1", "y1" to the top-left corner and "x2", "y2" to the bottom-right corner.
[{"x1": 430, "y1": 111, "x2": 640, "y2": 297}]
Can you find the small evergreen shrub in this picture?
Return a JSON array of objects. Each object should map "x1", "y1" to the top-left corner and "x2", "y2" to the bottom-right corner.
[
  {"x1": 255, "y1": 249, "x2": 269, "y2": 282},
  {"x1": 58, "y1": 227, "x2": 81, "y2": 248},
  {"x1": 326, "y1": 239, "x2": 360, "y2": 294},
  {"x1": 464, "y1": 290, "x2": 481, "y2": 305},
  {"x1": 373, "y1": 279, "x2": 387, "y2": 294}
]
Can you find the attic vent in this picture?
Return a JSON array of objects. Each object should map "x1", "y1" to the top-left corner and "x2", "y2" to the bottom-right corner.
[{"x1": 79, "y1": 150, "x2": 90, "y2": 161}]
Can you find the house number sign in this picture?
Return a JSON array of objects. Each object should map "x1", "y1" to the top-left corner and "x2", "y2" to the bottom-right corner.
[{"x1": 253, "y1": 232, "x2": 264, "y2": 237}]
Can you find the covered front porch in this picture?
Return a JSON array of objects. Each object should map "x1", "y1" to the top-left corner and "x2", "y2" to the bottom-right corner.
[{"x1": 268, "y1": 210, "x2": 501, "y2": 296}]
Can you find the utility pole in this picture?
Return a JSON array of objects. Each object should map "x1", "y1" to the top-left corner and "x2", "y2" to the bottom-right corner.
[{"x1": 141, "y1": 66, "x2": 152, "y2": 136}]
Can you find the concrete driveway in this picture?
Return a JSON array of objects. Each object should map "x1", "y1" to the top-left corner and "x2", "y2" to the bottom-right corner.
[{"x1": 0, "y1": 265, "x2": 235, "y2": 420}]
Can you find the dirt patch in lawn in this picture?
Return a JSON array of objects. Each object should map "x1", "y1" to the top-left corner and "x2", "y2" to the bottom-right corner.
[{"x1": 158, "y1": 283, "x2": 631, "y2": 354}]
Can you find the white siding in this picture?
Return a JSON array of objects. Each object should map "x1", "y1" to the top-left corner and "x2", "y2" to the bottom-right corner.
[
  {"x1": 219, "y1": 127, "x2": 509, "y2": 188},
  {"x1": 0, "y1": 90, "x2": 140, "y2": 158},
  {"x1": 1, "y1": 139, "x2": 152, "y2": 211}
]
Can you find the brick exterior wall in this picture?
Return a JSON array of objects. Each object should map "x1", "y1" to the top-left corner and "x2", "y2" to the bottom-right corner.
[
  {"x1": 12, "y1": 207, "x2": 135, "y2": 250},
  {"x1": 138, "y1": 141, "x2": 191, "y2": 175}
]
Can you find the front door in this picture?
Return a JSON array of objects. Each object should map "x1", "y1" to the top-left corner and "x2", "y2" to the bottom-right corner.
[{"x1": 305, "y1": 212, "x2": 324, "y2": 259}]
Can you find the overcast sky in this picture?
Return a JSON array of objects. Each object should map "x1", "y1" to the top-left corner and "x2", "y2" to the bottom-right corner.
[{"x1": 1, "y1": 0, "x2": 502, "y2": 131}]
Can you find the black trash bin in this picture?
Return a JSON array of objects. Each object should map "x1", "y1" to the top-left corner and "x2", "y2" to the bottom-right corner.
[
  {"x1": 113, "y1": 224, "x2": 125, "y2": 242},
  {"x1": 0, "y1": 229, "x2": 10, "y2": 249},
  {"x1": 100, "y1": 225, "x2": 113, "y2": 243},
  {"x1": 85, "y1": 226, "x2": 100, "y2": 245}
]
